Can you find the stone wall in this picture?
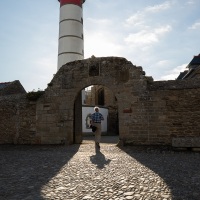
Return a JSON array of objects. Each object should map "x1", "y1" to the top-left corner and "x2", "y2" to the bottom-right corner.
[
  {"x1": 149, "y1": 80, "x2": 200, "y2": 144},
  {"x1": 0, "y1": 57, "x2": 200, "y2": 146},
  {"x1": 35, "y1": 57, "x2": 146, "y2": 144},
  {"x1": 123, "y1": 79, "x2": 200, "y2": 145},
  {"x1": 0, "y1": 94, "x2": 38, "y2": 144}
]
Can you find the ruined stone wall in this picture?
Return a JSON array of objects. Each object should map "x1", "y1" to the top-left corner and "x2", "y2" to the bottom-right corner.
[
  {"x1": 36, "y1": 90, "x2": 74, "y2": 145},
  {"x1": 34, "y1": 57, "x2": 200, "y2": 145},
  {"x1": 150, "y1": 80, "x2": 200, "y2": 140},
  {"x1": 0, "y1": 95, "x2": 38, "y2": 144},
  {"x1": 1, "y1": 57, "x2": 200, "y2": 146},
  {"x1": 165, "y1": 88, "x2": 200, "y2": 137},
  {"x1": 35, "y1": 57, "x2": 145, "y2": 144},
  {"x1": 124, "y1": 79, "x2": 200, "y2": 145}
]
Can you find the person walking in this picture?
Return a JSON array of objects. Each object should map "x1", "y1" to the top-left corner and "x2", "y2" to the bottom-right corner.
[{"x1": 91, "y1": 106, "x2": 104, "y2": 148}]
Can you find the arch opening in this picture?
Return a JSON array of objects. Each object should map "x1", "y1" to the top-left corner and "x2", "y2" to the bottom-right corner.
[{"x1": 74, "y1": 84, "x2": 119, "y2": 144}]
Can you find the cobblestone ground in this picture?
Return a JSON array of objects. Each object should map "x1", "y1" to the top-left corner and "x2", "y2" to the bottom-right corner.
[{"x1": 0, "y1": 136, "x2": 200, "y2": 200}]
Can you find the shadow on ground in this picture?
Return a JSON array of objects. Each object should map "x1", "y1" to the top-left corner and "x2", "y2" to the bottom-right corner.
[
  {"x1": 0, "y1": 144, "x2": 80, "y2": 200},
  {"x1": 1, "y1": 136, "x2": 199, "y2": 200},
  {"x1": 120, "y1": 145, "x2": 200, "y2": 200},
  {"x1": 90, "y1": 145, "x2": 111, "y2": 169}
]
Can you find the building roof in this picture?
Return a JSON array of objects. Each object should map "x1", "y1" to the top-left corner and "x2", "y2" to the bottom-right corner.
[
  {"x1": 188, "y1": 54, "x2": 200, "y2": 67},
  {"x1": 176, "y1": 70, "x2": 188, "y2": 80},
  {"x1": 0, "y1": 82, "x2": 12, "y2": 89},
  {"x1": 177, "y1": 54, "x2": 200, "y2": 79},
  {"x1": 0, "y1": 80, "x2": 26, "y2": 96}
]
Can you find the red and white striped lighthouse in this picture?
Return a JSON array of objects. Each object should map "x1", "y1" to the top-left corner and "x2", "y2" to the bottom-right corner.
[{"x1": 57, "y1": 0, "x2": 86, "y2": 70}]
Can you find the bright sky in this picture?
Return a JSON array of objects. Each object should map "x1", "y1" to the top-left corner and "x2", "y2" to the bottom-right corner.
[{"x1": 0, "y1": 0, "x2": 199, "y2": 92}]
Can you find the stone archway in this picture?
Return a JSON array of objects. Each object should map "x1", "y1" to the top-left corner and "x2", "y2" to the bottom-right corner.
[
  {"x1": 36, "y1": 56, "x2": 148, "y2": 145},
  {"x1": 73, "y1": 84, "x2": 119, "y2": 144}
]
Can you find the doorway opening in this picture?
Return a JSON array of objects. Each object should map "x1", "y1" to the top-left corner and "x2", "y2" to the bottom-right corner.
[{"x1": 74, "y1": 85, "x2": 119, "y2": 144}]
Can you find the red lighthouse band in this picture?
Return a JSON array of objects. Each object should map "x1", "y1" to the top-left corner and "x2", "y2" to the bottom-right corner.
[{"x1": 58, "y1": 0, "x2": 85, "y2": 7}]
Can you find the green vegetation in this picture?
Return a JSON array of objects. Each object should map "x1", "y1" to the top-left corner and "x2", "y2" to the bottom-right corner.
[{"x1": 26, "y1": 90, "x2": 44, "y2": 101}]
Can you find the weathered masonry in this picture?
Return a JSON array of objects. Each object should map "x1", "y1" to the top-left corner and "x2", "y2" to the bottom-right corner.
[{"x1": 0, "y1": 57, "x2": 200, "y2": 146}]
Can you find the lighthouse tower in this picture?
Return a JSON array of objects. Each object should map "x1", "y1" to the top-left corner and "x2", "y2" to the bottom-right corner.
[{"x1": 57, "y1": 0, "x2": 86, "y2": 70}]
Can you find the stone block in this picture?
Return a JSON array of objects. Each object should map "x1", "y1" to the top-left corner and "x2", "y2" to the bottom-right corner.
[
  {"x1": 192, "y1": 148, "x2": 200, "y2": 152},
  {"x1": 50, "y1": 127, "x2": 60, "y2": 134},
  {"x1": 37, "y1": 123, "x2": 50, "y2": 132},
  {"x1": 41, "y1": 136, "x2": 67, "y2": 145},
  {"x1": 172, "y1": 137, "x2": 200, "y2": 147}
]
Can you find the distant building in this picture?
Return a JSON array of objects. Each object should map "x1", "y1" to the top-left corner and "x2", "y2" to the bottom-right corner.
[
  {"x1": 177, "y1": 54, "x2": 200, "y2": 79},
  {"x1": 0, "y1": 80, "x2": 26, "y2": 96}
]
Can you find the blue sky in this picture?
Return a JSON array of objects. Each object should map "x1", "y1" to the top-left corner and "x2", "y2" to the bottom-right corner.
[{"x1": 0, "y1": 0, "x2": 199, "y2": 92}]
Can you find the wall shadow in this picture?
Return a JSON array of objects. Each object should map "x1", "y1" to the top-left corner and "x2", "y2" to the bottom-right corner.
[
  {"x1": 119, "y1": 145, "x2": 200, "y2": 200},
  {"x1": 0, "y1": 144, "x2": 80, "y2": 200}
]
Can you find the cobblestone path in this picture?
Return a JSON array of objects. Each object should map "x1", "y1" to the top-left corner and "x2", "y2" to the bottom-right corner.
[{"x1": 0, "y1": 136, "x2": 200, "y2": 200}]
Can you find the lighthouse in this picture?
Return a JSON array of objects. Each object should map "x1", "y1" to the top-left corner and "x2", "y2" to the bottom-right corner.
[{"x1": 57, "y1": 0, "x2": 86, "y2": 70}]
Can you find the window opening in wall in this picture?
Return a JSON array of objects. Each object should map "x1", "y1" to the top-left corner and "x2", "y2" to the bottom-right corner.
[{"x1": 97, "y1": 88, "x2": 104, "y2": 106}]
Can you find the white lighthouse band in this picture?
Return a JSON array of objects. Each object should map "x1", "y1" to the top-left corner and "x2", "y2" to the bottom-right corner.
[{"x1": 57, "y1": 0, "x2": 86, "y2": 70}]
